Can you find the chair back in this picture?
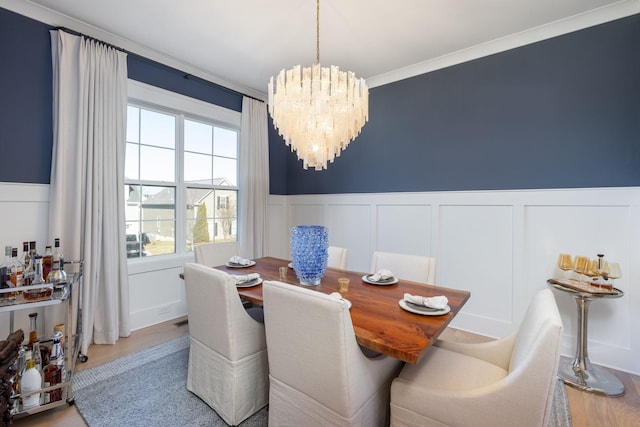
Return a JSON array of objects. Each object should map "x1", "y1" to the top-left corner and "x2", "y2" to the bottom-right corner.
[
  {"x1": 263, "y1": 280, "x2": 376, "y2": 416},
  {"x1": 509, "y1": 288, "x2": 563, "y2": 372},
  {"x1": 327, "y1": 245, "x2": 348, "y2": 269},
  {"x1": 509, "y1": 288, "x2": 563, "y2": 426},
  {"x1": 371, "y1": 251, "x2": 436, "y2": 284},
  {"x1": 194, "y1": 242, "x2": 240, "y2": 266},
  {"x1": 183, "y1": 262, "x2": 265, "y2": 360}
]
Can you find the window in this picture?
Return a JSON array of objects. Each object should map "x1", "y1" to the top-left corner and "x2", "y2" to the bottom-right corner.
[{"x1": 125, "y1": 81, "x2": 241, "y2": 259}]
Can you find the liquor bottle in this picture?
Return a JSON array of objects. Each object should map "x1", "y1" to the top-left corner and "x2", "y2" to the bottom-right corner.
[
  {"x1": 6, "y1": 246, "x2": 15, "y2": 286},
  {"x1": 4, "y1": 245, "x2": 12, "y2": 266},
  {"x1": 11, "y1": 247, "x2": 24, "y2": 288},
  {"x1": 28, "y1": 312, "x2": 38, "y2": 344},
  {"x1": 1, "y1": 246, "x2": 15, "y2": 304},
  {"x1": 49, "y1": 239, "x2": 67, "y2": 282},
  {"x1": 32, "y1": 256, "x2": 44, "y2": 285},
  {"x1": 22, "y1": 241, "x2": 30, "y2": 270},
  {"x1": 21, "y1": 359, "x2": 42, "y2": 409},
  {"x1": 43, "y1": 331, "x2": 64, "y2": 403},
  {"x1": 53, "y1": 238, "x2": 64, "y2": 271},
  {"x1": 24, "y1": 242, "x2": 38, "y2": 287},
  {"x1": 29, "y1": 241, "x2": 38, "y2": 274},
  {"x1": 22, "y1": 242, "x2": 33, "y2": 287},
  {"x1": 13, "y1": 345, "x2": 26, "y2": 401},
  {"x1": 28, "y1": 313, "x2": 43, "y2": 372},
  {"x1": 24, "y1": 256, "x2": 52, "y2": 301},
  {"x1": 42, "y1": 245, "x2": 53, "y2": 282}
]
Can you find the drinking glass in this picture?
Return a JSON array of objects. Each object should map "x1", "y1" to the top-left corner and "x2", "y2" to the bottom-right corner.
[
  {"x1": 572, "y1": 256, "x2": 590, "y2": 281},
  {"x1": 584, "y1": 259, "x2": 601, "y2": 283},
  {"x1": 607, "y1": 262, "x2": 622, "y2": 280},
  {"x1": 338, "y1": 278, "x2": 350, "y2": 293},
  {"x1": 557, "y1": 254, "x2": 574, "y2": 271}
]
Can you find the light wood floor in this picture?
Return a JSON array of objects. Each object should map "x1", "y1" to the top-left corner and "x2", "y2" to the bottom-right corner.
[{"x1": 11, "y1": 320, "x2": 640, "y2": 427}]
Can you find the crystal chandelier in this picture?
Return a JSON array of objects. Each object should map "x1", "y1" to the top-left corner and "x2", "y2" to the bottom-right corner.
[{"x1": 268, "y1": 0, "x2": 369, "y2": 171}]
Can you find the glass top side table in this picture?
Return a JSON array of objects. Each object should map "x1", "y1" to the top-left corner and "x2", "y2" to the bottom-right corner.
[{"x1": 547, "y1": 279, "x2": 625, "y2": 397}]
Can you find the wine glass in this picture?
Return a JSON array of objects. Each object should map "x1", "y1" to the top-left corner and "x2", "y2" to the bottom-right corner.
[
  {"x1": 557, "y1": 254, "x2": 574, "y2": 271},
  {"x1": 597, "y1": 261, "x2": 620, "y2": 291},
  {"x1": 572, "y1": 256, "x2": 590, "y2": 282},
  {"x1": 584, "y1": 259, "x2": 601, "y2": 284},
  {"x1": 608, "y1": 262, "x2": 622, "y2": 281}
]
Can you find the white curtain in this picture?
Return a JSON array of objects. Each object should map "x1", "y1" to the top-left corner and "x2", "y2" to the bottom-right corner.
[
  {"x1": 239, "y1": 97, "x2": 270, "y2": 259},
  {"x1": 49, "y1": 30, "x2": 130, "y2": 354}
]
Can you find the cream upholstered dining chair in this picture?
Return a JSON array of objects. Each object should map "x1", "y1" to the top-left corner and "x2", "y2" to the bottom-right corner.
[
  {"x1": 262, "y1": 280, "x2": 402, "y2": 426},
  {"x1": 371, "y1": 251, "x2": 436, "y2": 284},
  {"x1": 194, "y1": 241, "x2": 240, "y2": 266},
  {"x1": 183, "y1": 263, "x2": 268, "y2": 426},
  {"x1": 390, "y1": 288, "x2": 563, "y2": 427},
  {"x1": 327, "y1": 245, "x2": 348, "y2": 269}
]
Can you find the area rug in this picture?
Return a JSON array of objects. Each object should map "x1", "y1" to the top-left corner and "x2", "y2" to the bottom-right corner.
[
  {"x1": 73, "y1": 335, "x2": 267, "y2": 426},
  {"x1": 73, "y1": 336, "x2": 571, "y2": 426}
]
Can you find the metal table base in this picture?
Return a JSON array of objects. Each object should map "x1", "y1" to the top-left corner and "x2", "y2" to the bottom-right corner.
[{"x1": 557, "y1": 294, "x2": 624, "y2": 397}]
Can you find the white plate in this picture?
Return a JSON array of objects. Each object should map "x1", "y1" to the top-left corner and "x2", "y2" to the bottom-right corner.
[
  {"x1": 398, "y1": 299, "x2": 450, "y2": 316},
  {"x1": 362, "y1": 274, "x2": 399, "y2": 285},
  {"x1": 236, "y1": 278, "x2": 263, "y2": 288},
  {"x1": 226, "y1": 260, "x2": 256, "y2": 268}
]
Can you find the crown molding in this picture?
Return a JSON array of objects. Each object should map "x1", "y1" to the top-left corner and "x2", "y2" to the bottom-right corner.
[
  {"x1": 3, "y1": 0, "x2": 638, "y2": 95},
  {"x1": 0, "y1": 0, "x2": 266, "y2": 101},
  {"x1": 366, "y1": 0, "x2": 640, "y2": 88}
]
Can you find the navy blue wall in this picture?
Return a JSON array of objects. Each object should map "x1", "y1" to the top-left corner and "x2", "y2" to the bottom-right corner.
[
  {"x1": 2, "y1": 7, "x2": 638, "y2": 194},
  {"x1": 0, "y1": 7, "x2": 242, "y2": 185},
  {"x1": 127, "y1": 57, "x2": 242, "y2": 112},
  {"x1": 270, "y1": 13, "x2": 640, "y2": 194},
  {"x1": 0, "y1": 8, "x2": 53, "y2": 184}
]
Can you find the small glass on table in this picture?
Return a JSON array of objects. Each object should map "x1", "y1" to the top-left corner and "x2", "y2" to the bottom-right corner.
[
  {"x1": 338, "y1": 278, "x2": 350, "y2": 293},
  {"x1": 279, "y1": 266, "x2": 288, "y2": 280}
]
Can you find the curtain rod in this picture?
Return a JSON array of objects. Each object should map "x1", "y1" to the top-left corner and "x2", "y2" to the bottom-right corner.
[{"x1": 54, "y1": 26, "x2": 262, "y2": 103}]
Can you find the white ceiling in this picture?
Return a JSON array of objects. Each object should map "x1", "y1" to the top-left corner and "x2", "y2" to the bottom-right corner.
[{"x1": 16, "y1": 0, "x2": 639, "y2": 99}]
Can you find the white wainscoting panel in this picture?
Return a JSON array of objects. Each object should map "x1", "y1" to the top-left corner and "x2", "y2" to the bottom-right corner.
[
  {"x1": 267, "y1": 187, "x2": 640, "y2": 375},
  {"x1": 128, "y1": 257, "x2": 189, "y2": 331},
  {"x1": 267, "y1": 198, "x2": 287, "y2": 258},
  {"x1": 326, "y1": 204, "x2": 372, "y2": 272},
  {"x1": 0, "y1": 183, "x2": 50, "y2": 340},
  {"x1": 377, "y1": 204, "x2": 432, "y2": 260},
  {"x1": 0, "y1": 182, "x2": 49, "y2": 252},
  {"x1": 289, "y1": 203, "x2": 325, "y2": 230},
  {"x1": 438, "y1": 205, "x2": 514, "y2": 337}
]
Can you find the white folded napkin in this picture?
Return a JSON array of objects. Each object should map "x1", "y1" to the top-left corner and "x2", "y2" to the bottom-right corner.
[
  {"x1": 369, "y1": 269, "x2": 394, "y2": 282},
  {"x1": 403, "y1": 293, "x2": 448, "y2": 310},
  {"x1": 229, "y1": 256, "x2": 252, "y2": 265},
  {"x1": 232, "y1": 273, "x2": 260, "y2": 284}
]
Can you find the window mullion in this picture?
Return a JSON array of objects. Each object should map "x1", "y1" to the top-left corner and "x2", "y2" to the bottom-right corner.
[{"x1": 175, "y1": 113, "x2": 186, "y2": 254}]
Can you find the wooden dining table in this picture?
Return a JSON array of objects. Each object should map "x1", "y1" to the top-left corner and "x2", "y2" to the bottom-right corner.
[{"x1": 212, "y1": 256, "x2": 471, "y2": 364}]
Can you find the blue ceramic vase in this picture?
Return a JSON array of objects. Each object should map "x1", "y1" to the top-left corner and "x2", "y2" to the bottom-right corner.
[{"x1": 290, "y1": 225, "x2": 329, "y2": 286}]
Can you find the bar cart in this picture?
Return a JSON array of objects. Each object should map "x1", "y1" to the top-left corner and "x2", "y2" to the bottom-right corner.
[{"x1": 0, "y1": 263, "x2": 83, "y2": 419}]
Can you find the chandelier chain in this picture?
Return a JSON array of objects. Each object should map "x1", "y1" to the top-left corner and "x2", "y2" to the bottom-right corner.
[{"x1": 316, "y1": 0, "x2": 320, "y2": 64}]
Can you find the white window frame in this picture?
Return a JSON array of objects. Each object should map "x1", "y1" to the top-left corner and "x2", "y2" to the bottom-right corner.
[{"x1": 126, "y1": 80, "x2": 242, "y2": 262}]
